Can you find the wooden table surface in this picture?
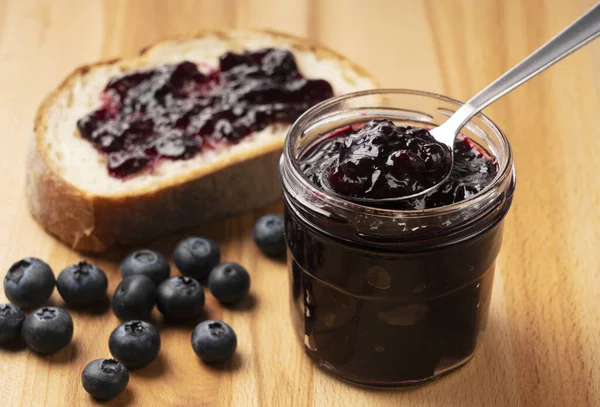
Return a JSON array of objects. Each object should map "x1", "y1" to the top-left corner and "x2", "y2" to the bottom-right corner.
[{"x1": 1, "y1": 0, "x2": 599, "y2": 406}]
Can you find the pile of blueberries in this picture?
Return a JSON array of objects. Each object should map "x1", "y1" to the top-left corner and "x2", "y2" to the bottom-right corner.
[{"x1": 0, "y1": 214, "x2": 285, "y2": 401}]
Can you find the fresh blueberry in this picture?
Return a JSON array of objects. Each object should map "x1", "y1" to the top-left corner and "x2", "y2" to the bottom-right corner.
[
  {"x1": 208, "y1": 263, "x2": 250, "y2": 304},
  {"x1": 252, "y1": 214, "x2": 286, "y2": 258},
  {"x1": 4, "y1": 258, "x2": 55, "y2": 310},
  {"x1": 109, "y1": 320, "x2": 160, "y2": 368},
  {"x1": 120, "y1": 250, "x2": 170, "y2": 285},
  {"x1": 112, "y1": 275, "x2": 157, "y2": 321},
  {"x1": 56, "y1": 260, "x2": 108, "y2": 308},
  {"x1": 172, "y1": 237, "x2": 220, "y2": 280},
  {"x1": 156, "y1": 277, "x2": 204, "y2": 320},
  {"x1": 22, "y1": 307, "x2": 74, "y2": 354},
  {"x1": 191, "y1": 320, "x2": 237, "y2": 363},
  {"x1": 0, "y1": 304, "x2": 25, "y2": 345},
  {"x1": 81, "y1": 358, "x2": 129, "y2": 400}
]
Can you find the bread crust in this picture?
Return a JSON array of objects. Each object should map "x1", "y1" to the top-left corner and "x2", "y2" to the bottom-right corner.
[{"x1": 27, "y1": 30, "x2": 376, "y2": 252}]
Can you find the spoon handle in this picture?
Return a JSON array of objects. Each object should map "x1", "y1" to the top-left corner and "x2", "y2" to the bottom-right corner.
[{"x1": 436, "y1": 3, "x2": 600, "y2": 143}]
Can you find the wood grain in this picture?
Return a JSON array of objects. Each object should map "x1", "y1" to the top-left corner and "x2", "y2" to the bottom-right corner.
[{"x1": 0, "y1": 0, "x2": 599, "y2": 406}]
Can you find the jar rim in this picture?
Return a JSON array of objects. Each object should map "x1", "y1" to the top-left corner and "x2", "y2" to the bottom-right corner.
[{"x1": 283, "y1": 88, "x2": 514, "y2": 219}]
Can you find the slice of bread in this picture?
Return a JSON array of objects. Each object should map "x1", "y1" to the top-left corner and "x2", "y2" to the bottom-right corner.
[{"x1": 27, "y1": 30, "x2": 377, "y2": 253}]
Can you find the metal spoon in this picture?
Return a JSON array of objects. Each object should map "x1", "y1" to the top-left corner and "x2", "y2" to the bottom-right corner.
[{"x1": 343, "y1": 2, "x2": 600, "y2": 205}]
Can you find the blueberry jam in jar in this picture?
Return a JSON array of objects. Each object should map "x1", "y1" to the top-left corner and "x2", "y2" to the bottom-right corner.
[{"x1": 280, "y1": 90, "x2": 516, "y2": 387}]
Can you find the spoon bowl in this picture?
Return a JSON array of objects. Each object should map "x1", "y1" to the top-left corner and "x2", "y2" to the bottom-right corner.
[{"x1": 318, "y1": 166, "x2": 452, "y2": 205}]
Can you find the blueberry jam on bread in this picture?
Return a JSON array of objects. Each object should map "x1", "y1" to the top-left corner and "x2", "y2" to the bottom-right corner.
[
  {"x1": 77, "y1": 49, "x2": 334, "y2": 178},
  {"x1": 27, "y1": 31, "x2": 376, "y2": 252}
]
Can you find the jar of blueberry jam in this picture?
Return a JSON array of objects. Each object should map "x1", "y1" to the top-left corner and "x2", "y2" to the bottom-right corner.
[{"x1": 279, "y1": 90, "x2": 516, "y2": 387}]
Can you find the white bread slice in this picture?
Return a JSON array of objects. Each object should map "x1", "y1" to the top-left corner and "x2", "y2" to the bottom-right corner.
[{"x1": 27, "y1": 30, "x2": 377, "y2": 253}]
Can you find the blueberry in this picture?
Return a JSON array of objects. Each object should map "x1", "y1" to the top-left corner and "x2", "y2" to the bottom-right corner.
[
  {"x1": 261, "y1": 49, "x2": 298, "y2": 76},
  {"x1": 392, "y1": 146, "x2": 426, "y2": 169},
  {"x1": 191, "y1": 320, "x2": 237, "y2": 363},
  {"x1": 4, "y1": 258, "x2": 55, "y2": 310},
  {"x1": 172, "y1": 237, "x2": 220, "y2": 280},
  {"x1": 112, "y1": 275, "x2": 157, "y2": 321},
  {"x1": 22, "y1": 307, "x2": 73, "y2": 354},
  {"x1": 252, "y1": 214, "x2": 286, "y2": 258},
  {"x1": 81, "y1": 359, "x2": 129, "y2": 400},
  {"x1": 208, "y1": 263, "x2": 250, "y2": 304},
  {"x1": 56, "y1": 260, "x2": 108, "y2": 308},
  {"x1": 120, "y1": 250, "x2": 170, "y2": 285},
  {"x1": 156, "y1": 277, "x2": 204, "y2": 320},
  {"x1": 109, "y1": 320, "x2": 160, "y2": 368},
  {"x1": 0, "y1": 304, "x2": 25, "y2": 345}
]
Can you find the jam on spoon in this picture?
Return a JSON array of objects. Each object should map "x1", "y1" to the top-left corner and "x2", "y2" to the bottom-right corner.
[{"x1": 300, "y1": 119, "x2": 498, "y2": 210}]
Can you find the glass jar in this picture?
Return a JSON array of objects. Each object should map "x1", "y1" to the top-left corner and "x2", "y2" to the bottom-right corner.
[{"x1": 279, "y1": 90, "x2": 516, "y2": 387}]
